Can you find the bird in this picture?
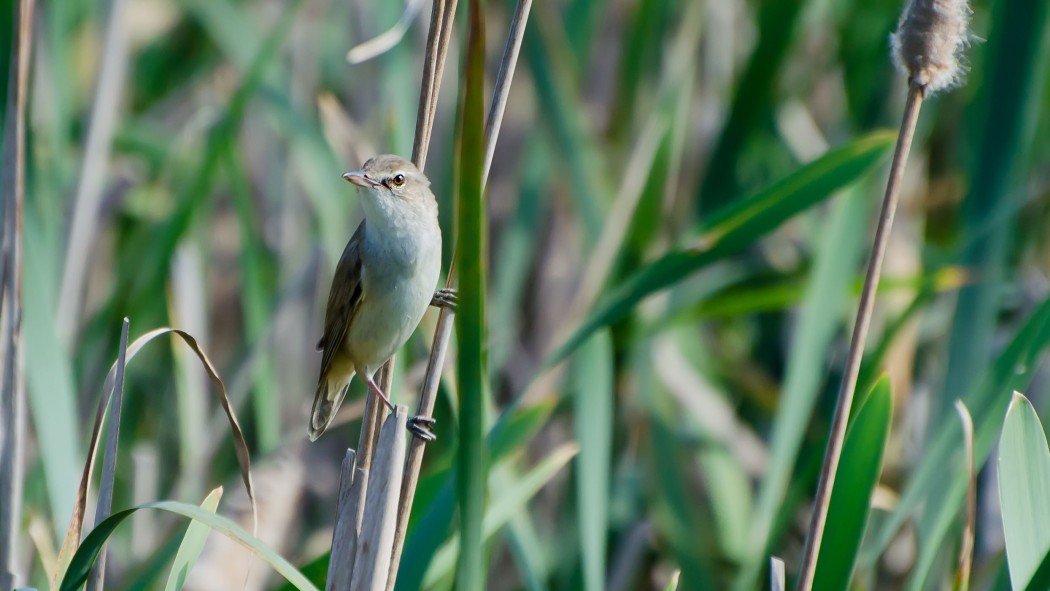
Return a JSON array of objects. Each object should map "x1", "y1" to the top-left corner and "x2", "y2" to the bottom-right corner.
[{"x1": 309, "y1": 154, "x2": 456, "y2": 442}]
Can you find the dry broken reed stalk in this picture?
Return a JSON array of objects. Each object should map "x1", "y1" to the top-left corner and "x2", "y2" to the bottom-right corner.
[
  {"x1": 326, "y1": 407, "x2": 409, "y2": 591},
  {"x1": 795, "y1": 0, "x2": 971, "y2": 587}
]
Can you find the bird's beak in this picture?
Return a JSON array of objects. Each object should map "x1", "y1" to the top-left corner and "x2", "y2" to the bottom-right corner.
[{"x1": 343, "y1": 171, "x2": 380, "y2": 188}]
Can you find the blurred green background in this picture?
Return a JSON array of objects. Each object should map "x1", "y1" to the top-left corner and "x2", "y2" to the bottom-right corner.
[{"x1": 5, "y1": 0, "x2": 1050, "y2": 588}]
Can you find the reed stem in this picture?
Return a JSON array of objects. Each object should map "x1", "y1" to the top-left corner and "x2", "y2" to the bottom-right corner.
[{"x1": 795, "y1": 82, "x2": 924, "y2": 589}]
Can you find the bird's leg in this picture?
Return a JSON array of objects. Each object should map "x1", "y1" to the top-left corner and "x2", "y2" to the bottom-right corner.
[
  {"x1": 430, "y1": 288, "x2": 458, "y2": 310},
  {"x1": 364, "y1": 375, "x2": 396, "y2": 411},
  {"x1": 365, "y1": 374, "x2": 438, "y2": 442}
]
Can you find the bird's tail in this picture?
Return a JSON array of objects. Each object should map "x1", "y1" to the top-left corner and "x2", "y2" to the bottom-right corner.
[{"x1": 309, "y1": 371, "x2": 354, "y2": 441}]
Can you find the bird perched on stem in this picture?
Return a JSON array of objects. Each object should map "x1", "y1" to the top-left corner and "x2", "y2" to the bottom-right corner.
[{"x1": 309, "y1": 154, "x2": 456, "y2": 442}]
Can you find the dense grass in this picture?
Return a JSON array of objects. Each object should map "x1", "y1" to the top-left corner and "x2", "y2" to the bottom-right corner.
[{"x1": 4, "y1": 0, "x2": 1050, "y2": 589}]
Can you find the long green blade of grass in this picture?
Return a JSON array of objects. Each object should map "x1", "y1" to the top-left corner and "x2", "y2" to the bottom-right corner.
[
  {"x1": 58, "y1": 501, "x2": 315, "y2": 591},
  {"x1": 524, "y1": 12, "x2": 607, "y2": 243},
  {"x1": 163, "y1": 487, "x2": 223, "y2": 591},
  {"x1": 223, "y1": 145, "x2": 280, "y2": 453},
  {"x1": 572, "y1": 331, "x2": 613, "y2": 591},
  {"x1": 605, "y1": 0, "x2": 674, "y2": 142},
  {"x1": 454, "y1": 0, "x2": 488, "y2": 587},
  {"x1": 812, "y1": 377, "x2": 892, "y2": 591},
  {"x1": 549, "y1": 131, "x2": 896, "y2": 366},
  {"x1": 23, "y1": 224, "x2": 81, "y2": 536}
]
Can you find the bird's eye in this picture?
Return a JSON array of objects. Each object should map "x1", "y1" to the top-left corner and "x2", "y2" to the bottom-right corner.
[{"x1": 391, "y1": 173, "x2": 406, "y2": 187}]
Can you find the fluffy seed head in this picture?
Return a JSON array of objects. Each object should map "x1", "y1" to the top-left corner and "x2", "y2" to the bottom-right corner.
[{"x1": 891, "y1": 0, "x2": 971, "y2": 94}]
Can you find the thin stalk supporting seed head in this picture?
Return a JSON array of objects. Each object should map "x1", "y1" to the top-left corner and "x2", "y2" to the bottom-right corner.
[{"x1": 796, "y1": 0, "x2": 973, "y2": 588}]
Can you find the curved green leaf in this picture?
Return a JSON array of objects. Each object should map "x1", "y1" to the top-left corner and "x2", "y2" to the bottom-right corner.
[
  {"x1": 548, "y1": 131, "x2": 896, "y2": 366},
  {"x1": 59, "y1": 501, "x2": 316, "y2": 591},
  {"x1": 164, "y1": 488, "x2": 223, "y2": 591},
  {"x1": 998, "y1": 393, "x2": 1050, "y2": 590},
  {"x1": 812, "y1": 377, "x2": 893, "y2": 591}
]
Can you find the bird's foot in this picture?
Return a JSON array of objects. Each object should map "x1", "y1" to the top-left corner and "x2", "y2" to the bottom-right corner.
[
  {"x1": 407, "y1": 415, "x2": 437, "y2": 442},
  {"x1": 430, "y1": 288, "x2": 458, "y2": 311}
]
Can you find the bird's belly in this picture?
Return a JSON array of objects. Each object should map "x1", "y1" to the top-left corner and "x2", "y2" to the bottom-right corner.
[{"x1": 343, "y1": 266, "x2": 437, "y2": 375}]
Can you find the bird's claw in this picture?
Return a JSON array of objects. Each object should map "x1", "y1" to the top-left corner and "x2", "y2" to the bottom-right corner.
[
  {"x1": 430, "y1": 288, "x2": 458, "y2": 311},
  {"x1": 407, "y1": 415, "x2": 437, "y2": 442}
]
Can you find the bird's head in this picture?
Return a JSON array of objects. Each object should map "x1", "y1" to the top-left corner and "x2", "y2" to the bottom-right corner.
[{"x1": 342, "y1": 155, "x2": 434, "y2": 218}]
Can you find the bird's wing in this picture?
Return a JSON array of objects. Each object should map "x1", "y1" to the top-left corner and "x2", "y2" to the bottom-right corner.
[{"x1": 317, "y1": 221, "x2": 366, "y2": 380}]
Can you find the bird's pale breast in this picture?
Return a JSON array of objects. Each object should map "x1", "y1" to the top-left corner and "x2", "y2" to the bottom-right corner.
[{"x1": 342, "y1": 229, "x2": 441, "y2": 375}]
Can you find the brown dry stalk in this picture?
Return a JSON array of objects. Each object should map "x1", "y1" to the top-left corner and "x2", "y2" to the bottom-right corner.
[
  {"x1": 796, "y1": 0, "x2": 969, "y2": 585},
  {"x1": 795, "y1": 83, "x2": 924, "y2": 590}
]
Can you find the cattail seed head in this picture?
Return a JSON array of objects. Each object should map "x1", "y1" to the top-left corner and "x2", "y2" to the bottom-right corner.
[{"x1": 891, "y1": 0, "x2": 971, "y2": 94}]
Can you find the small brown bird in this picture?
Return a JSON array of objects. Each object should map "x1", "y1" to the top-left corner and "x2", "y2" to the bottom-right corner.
[{"x1": 309, "y1": 154, "x2": 455, "y2": 442}]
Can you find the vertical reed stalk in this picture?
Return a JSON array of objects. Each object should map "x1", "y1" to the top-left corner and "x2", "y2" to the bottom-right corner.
[
  {"x1": 337, "y1": 0, "x2": 531, "y2": 584},
  {"x1": 334, "y1": 0, "x2": 457, "y2": 585},
  {"x1": 798, "y1": 0, "x2": 970, "y2": 582},
  {"x1": 325, "y1": 450, "x2": 357, "y2": 589},
  {"x1": 387, "y1": 0, "x2": 534, "y2": 586},
  {"x1": 360, "y1": 0, "x2": 458, "y2": 473},
  {"x1": 350, "y1": 408, "x2": 408, "y2": 591},
  {"x1": 0, "y1": 0, "x2": 35, "y2": 586},
  {"x1": 795, "y1": 83, "x2": 924, "y2": 590}
]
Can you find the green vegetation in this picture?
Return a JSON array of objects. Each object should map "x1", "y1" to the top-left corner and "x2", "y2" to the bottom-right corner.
[{"x1": 3, "y1": 0, "x2": 1050, "y2": 588}]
